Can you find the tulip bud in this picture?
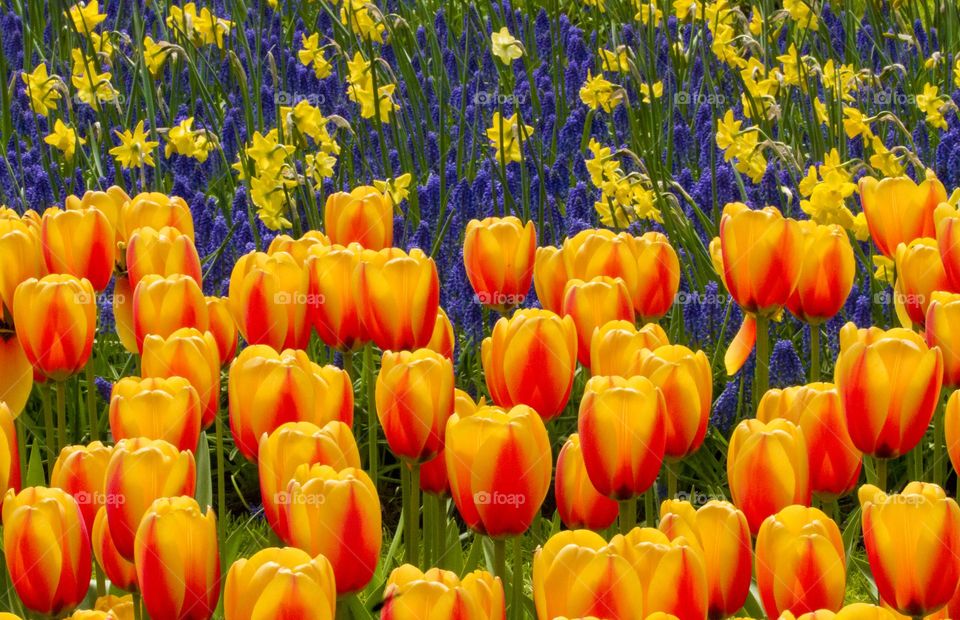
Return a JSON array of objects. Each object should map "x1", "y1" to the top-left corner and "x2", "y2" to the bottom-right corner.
[
  {"x1": 756, "y1": 505, "x2": 846, "y2": 616},
  {"x1": 562, "y1": 276, "x2": 634, "y2": 367},
  {"x1": 13, "y1": 274, "x2": 96, "y2": 380},
  {"x1": 283, "y1": 465, "x2": 382, "y2": 594},
  {"x1": 134, "y1": 496, "x2": 220, "y2": 620},
  {"x1": 481, "y1": 309, "x2": 578, "y2": 421},
  {"x1": 893, "y1": 238, "x2": 949, "y2": 328},
  {"x1": 225, "y1": 547, "x2": 337, "y2": 620},
  {"x1": 141, "y1": 327, "x2": 221, "y2": 427},
  {"x1": 578, "y1": 375, "x2": 666, "y2": 500},
  {"x1": 445, "y1": 404, "x2": 552, "y2": 536},
  {"x1": 119, "y1": 192, "x2": 194, "y2": 243},
  {"x1": 381, "y1": 565, "x2": 505, "y2": 620},
  {"x1": 205, "y1": 296, "x2": 238, "y2": 364},
  {"x1": 859, "y1": 173, "x2": 944, "y2": 258},
  {"x1": 305, "y1": 243, "x2": 365, "y2": 350},
  {"x1": 65, "y1": 186, "x2": 129, "y2": 232},
  {"x1": 427, "y1": 308, "x2": 455, "y2": 360},
  {"x1": 51, "y1": 440, "x2": 112, "y2": 532},
  {"x1": 533, "y1": 245, "x2": 569, "y2": 313},
  {"x1": 727, "y1": 418, "x2": 810, "y2": 533},
  {"x1": 590, "y1": 320, "x2": 668, "y2": 377},
  {"x1": 834, "y1": 323, "x2": 943, "y2": 458},
  {"x1": 132, "y1": 274, "x2": 209, "y2": 352},
  {"x1": 787, "y1": 222, "x2": 855, "y2": 323},
  {"x1": 0, "y1": 335, "x2": 32, "y2": 414},
  {"x1": 229, "y1": 250, "x2": 310, "y2": 350},
  {"x1": 463, "y1": 216, "x2": 537, "y2": 310},
  {"x1": 109, "y1": 376, "x2": 202, "y2": 451},
  {"x1": 0, "y1": 403, "x2": 17, "y2": 497},
  {"x1": 555, "y1": 434, "x2": 619, "y2": 530},
  {"x1": 935, "y1": 201, "x2": 960, "y2": 292},
  {"x1": 229, "y1": 345, "x2": 354, "y2": 461},
  {"x1": 91, "y1": 507, "x2": 138, "y2": 592},
  {"x1": 0, "y1": 212, "x2": 45, "y2": 316},
  {"x1": 104, "y1": 437, "x2": 196, "y2": 559},
  {"x1": 324, "y1": 186, "x2": 393, "y2": 250},
  {"x1": 267, "y1": 230, "x2": 329, "y2": 263},
  {"x1": 41, "y1": 206, "x2": 115, "y2": 291},
  {"x1": 860, "y1": 482, "x2": 960, "y2": 616},
  {"x1": 946, "y1": 391, "x2": 960, "y2": 479},
  {"x1": 126, "y1": 226, "x2": 203, "y2": 289},
  {"x1": 2, "y1": 487, "x2": 91, "y2": 615}
]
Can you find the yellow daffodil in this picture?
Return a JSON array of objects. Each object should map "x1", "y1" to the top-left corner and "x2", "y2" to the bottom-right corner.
[
  {"x1": 21, "y1": 63, "x2": 61, "y2": 116},
  {"x1": 868, "y1": 136, "x2": 904, "y2": 177},
  {"x1": 579, "y1": 71, "x2": 623, "y2": 112},
  {"x1": 70, "y1": 48, "x2": 118, "y2": 110},
  {"x1": 598, "y1": 47, "x2": 630, "y2": 72},
  {"x1": 110, "y1": 121, "x2": 159, "y2": 169},
  {"x1": 143, "y1": 37, "x2": 171, "y2": 78},
  {"x1": 66, "y1": 0, "x2": 106, "y2": 34},
  {"x1": 639, "y1": 80, "x2": 663, "y2": 103},
  {"x1": 165, "y1": 117, "x2": 208, "y2": 161},
  {"x1": 245, "y1": 129, "x2": 295, "y2": 174},
  {"x1": 491, "y1": 27, "x2": 523, "y2": 64},
  {"x1": 89, "y1": 31, "x2": 113, "y2": 58},
  {"x1": 635, "y1": 0, "x2": 663, "y2": 25},
  {"x1": 917, "y1": 83, "x2": 948, "y2": 129},
  {"x1": 298, "y1": 33, "x2": 332, "y2": 79},
  {"x1": 673, "y1": 0, "x2": 698, "y2": 20},
  {"x1": 44, "y1": 119, "x2": 85, "y2": 160},
  {"x1": 487, "y1": 112, "x2": 533, "y2": 165},
  {"x1": 585, "y1": 0, "x2": 607, "y2": 12},
  {"x1": 373, "y1": 173, "x2": 412, "y2": 205},
  {"x1": 341, "y1": 0, "x2": 385, "y2": 43},
  {"x1": 872, "y1": 255, "x2": 895, "y2": 286},
  {"x1": 783, "y1": 0, "x2": 818, "y2": 30},
  {"x1": 305, "y1": 152, "x2": 337, "y2": 186}
]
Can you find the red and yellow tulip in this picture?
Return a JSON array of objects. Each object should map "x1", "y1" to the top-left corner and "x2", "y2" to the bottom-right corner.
[
  {"x1": 892, "y1": 237, "x2": 949, "y2": 328},
  {"x1": 41, "y1": 206, "x2": 115, "y2": 291},
  {"x1": 132, "y1": 273, "x2": 209, "y2": 352},
  {"x1": 0, "y1": 402, "x2": 19, "y2": 498},
  {"x1": 590, "y1": 320, "x2": 668, "y2": 378},
  {"x1": 205, "y1": 296, "x2": 238, "y2": 364},
  {"x1": 91, "y1": 507, "x2": 138, "y2": 592},
  {"x1": 141, "y1": 327, "x2": 221, "y2": 428},
  {"x1": 51, "y1": 440, "x2": 112, "y2": 532},
  {"x1": 532, "y1": 245, "x2": 569, "y2": 313},
  {"x1": 118, "y1": 192, "x2": 194, "y2": 243},
  {"x1": 224, "y1": 547, "x2": 337, "y2": 620},
  {"x1": 0, "y1": 335, "x2": 33, "y2": 414},
  {"x1": 305, "y1": 243, "x2": 365, "y2": 350},
  {"x1": 0, "y1": 209, "x2": 45, "y2": 317},
  {"x1": 859, "y1": 173, "x2": 945, "y2": 258},
  {"x1": 463, "y1": 216, "x2": 536, "y2": 310},
  {"x1": 787, "y1": 222, "x2": 855, "y2": 324},
  {"x1": 229, "y1": 250, "x2": 310, "y2": 351},
  {"x1": 381, "y1": 565, "x2": 505, "y2": 620},
  {"x1": 324, "y1": 185, "x2": 393, "y2": 250},
  {"x1": 555, "y1": 434, "x2": 619, "y2": 531},
  {"x1": 109, "y1": 376, "x2": 202, "y2": 451},
  {"x1": 562, "y1": 276, "x2": 634, "y2": 367},
  {"x1": 126, "y1": 225, "x2": 202, "y2": 289}
]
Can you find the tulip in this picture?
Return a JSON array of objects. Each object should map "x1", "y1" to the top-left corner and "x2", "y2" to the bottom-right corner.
[
  {"x1": 659, "y1": 500, "x2": 752, "y2": 619},
  {"x1": 577, "y1": 375, "x2": 666, "y2": 502},
  {"x1": 65, "y1": 186, "x2": 129, "y2": 231},
  {"x1": 427, "y1": 307, "x2": 455, "y2": 360},
  {"x1": 0, "y1": 212, "x2": 45, "y2": 316},
  {"x1": 727, "y1": 418, "x2": 810, "y2": 533},
  {"x1": 445, "y1": 404, "x2": 552, "y2": 537},
  {"x1": 834, "y1": 323, "x2": 943, "y2": 459},
  {"x1": 229, "y1": 250, "x2": 310, "y2": 351},
  {"x1": 91, "y1": 507, "x2": 138, "y2": 592},
  {"x1": 590, "y1": 320, "x2": 669, "y2": 377},
  {"x1": 533, "y1": 245, "x2": 569, "y2": 313},
  {"x1": 13, "y1": 274, "x2": 96, "y2": 380},
  {"x1": 463, "y1": 216, "x2": 537, "y2": 310},
  {"x1": 283, "y1": 464, "x2": 382, "y2": 594},
  {"x1": 229, "y1": 345, "x2": 354, "y2": 461},
  {"x1": 422, "y1": 389, "x2": 482, "y2": 497},
  {"x1": 104, "y1": 437, "x2": 196, "y2": 559},
  {"x1": 2, "y1": 486, "x2": 91, "y2": 615},
  {"x1": 51, "y1": 440, "x2": 112, "y2": 532},
  {"x1": 381, "y1": 565, "x2": 505, "y2": 620},
  {"x1": 224, "y1": 547, "x2": 337, "y2": 620},
  {"x1": 141, "y1": 327, "x2": 221, "y2": 427},
  {"x1": 631, "y1": 345, "x2": 712, "y2": 460},
  {"x1": 859, "y1": 173, "x2": 945, "y2": 258},
  {"x1": 305, "y1": 243, "x2": 365, "y2": 350},
  {"x1": 113, "y1": 275, "x2": 138, "y2": 354},
  {"x1": 481, "y1": 309, "x2": 578, "y2": 420},
  {"x1": 946, "y1": 391, "x2": 960, "y2": 478},
  {"x1": 562, "y1": 276, "x2": 635, "y2": 367},
  {"x1": 787, "y1": 222, "x2": 856, "y2": 324},
  {"x1": 324, "y1": 185, "x2": 393, "y2": 250},
  {"x1": 41, "y1": 206, "x2": 115, "y2": 291},
  {"x1": 0, "y1": 402, "x2": 18, "y2": 497},
  {"x1": 893, "y1": 238, "x2": 949, "y2": 328},
  {"x1": 532, "y1": 530, "x2": 643, "y2": 620},
  {"x1": 757, "y1": 383, "x2": 862, "y2": 498},
  {"x1": 258, "y1": 420, "x2": 360, "y2": 540},
  {"x1": 0, "y1": 334, "x2": 32, "y2": 414},
  {"x1": 205, "y1": 296, "x2": 237, "y2": 364},
  {"x1": 860, "y1": 482, "x2": 960, "y2": 616},
  {"x1": 935, "y1": 202, "x2": 960, "y2": 291},
  {"x1": 267, "y1": 230, "x2": 329, "y2": 262},
  {"x1": 134, "y1": 496, "x2": 220, "y2": 620},
  {"x1": 126, "y1": 225, "x2": 203, "y2": 289},
  {"x1": 109, "y1": 376, "x2": 202, "y2": 451},
  {"x1": 926, "y1": 292, "x2": 960, "y2": 388},
  {"x1": 93, "y1": 594, "x2": 136, "y2": 619},
  {"x1": 755, "y1": 505, "x2": 846, "y2": 616},
  {"x1": 555, "y1": 434, "x2": 619, "y2": 530},
  {"x1": 132, "y1": 274, "x2": 209, "y2": 352},
  {"x1": 354, "y1": 247, "x2": 440, "y2": 351},
  {"x1": 119, "y1": 192, "x2": 194, "y2": 243}
]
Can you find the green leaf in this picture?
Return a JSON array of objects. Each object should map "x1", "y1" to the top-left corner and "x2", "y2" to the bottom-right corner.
[
  {"x1": 195, "y1": 431, "x2": 213, "y2": 511},
  {"x1": 25, "y1": 440, "x2": 45, "y2": 488}
]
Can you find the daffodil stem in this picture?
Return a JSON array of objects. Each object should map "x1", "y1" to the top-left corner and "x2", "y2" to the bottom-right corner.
[
  {"x1": 40, "y1": 385, "x2": 54, "y2": 481},
  {"x1": 810, "y1": 324, "x2": 820, "y2": 383},
  {"x1": 618, "y1": 499, "x2": 636, "y2": 534},
  {"x1": 363, "y1": 344, "x2": 378, "y2": 489},
  {"x1": 85, "y1": 360, "x2": 98, "y2": 441},
  {"x1": 56, "y1": 380, "x2": 67, "y2": 452},
  {"x1": 215, "y1": 409, "x2": 227, "y2": 548},
  {"x1": 754, "y1": 315, "x2": 770, "y2": 403},
  {"x1": 511, "y1": 536, "x2": 523, "y2": 620}
]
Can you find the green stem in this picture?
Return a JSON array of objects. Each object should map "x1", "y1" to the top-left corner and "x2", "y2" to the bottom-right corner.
[
  {"x1": 406, "y1": 464, "x2": 420, "y2": 566},
  {"x1": 754, "y1": 315, "x2": 770, "y2": 405},
  {"x1": 810, "y1": 324, "x2": 820, "y2": 383},
  {"x1": 618, "y1": 499, "x2": 636, "y2": 534},
  {"x1": 644, "y1": 487, "x2": 657, "y2": 527},
  {"x1": 133, "y1": 590, "x2": 143, "y2": 620},
  {"x1": 876, "y1": 458, "x2": 887, "y2": 492},
  {"x1": 215, "y1": 410, "x2": 227, "y2": 549},
  {"x1": 492, "y1": 537, "x2": 506, "y2": 581},
  {"x1": 437, "y1": 496, "x2": 448, "y2": 569},
  {"x1": 511, "y1": 536, "x2": 523, "y2": 620},
  {"x1": 343, "y1": 350, "x2": 354, "y2": 381},
  {"x1": 56, "y1": 380, "x2": 67, "y2": 452},
  {"x1": 666, "y1": 465, "x2": 678, "y2": 500},
  {"x1": 363, "y1": 344, "x2": 378, "y2": 489},
  {"x1": 95, "y1": 564, "x2": 106, "y2": 597},
  {"x1": 41, "y1": 385, "x2": 55, "y2": 481},
  {"x1": 935, "y1": 402, "x2": 946, "y2": 487},
  {"x1": 85, "y1": 360, "x2": 99, "y2": 441},
  {"x1": 423, "y1": 493, "x2": 434, "y2": 567}
]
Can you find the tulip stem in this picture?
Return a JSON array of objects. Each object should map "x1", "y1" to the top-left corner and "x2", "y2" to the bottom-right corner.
[
  {"x1": 133, "y1": 590, "x2": 144, "y2": 620},
  {"x1": 436, "y1": 496, "x2": 448, "y2": 568},
  {"x1": 95, "y1": 564, "x2": 105, "y2": 597},
  {"x1": 618, "y1": 499, "x2": 636, "y2": 533},
  {"x1": 40, "y1": 385, "x2": 54, "y2": 481},
  {"x1": 85, "y1": 360, "x2": 99, "y2": 441},
  {"x1": 56, "y1": 380, "x2": 67, "y2": 452},
  {"x1": 404, "y1": 463, "x2": 420, "y2": 566},
  {"x1": 493, "y1": 537, "x2": 506, "y2": 581},
  {"x1": 511, "y1": 536, "x2": 523, "y2": 620},
  {"x1": 935, "y1": 401, "x2": 946, "y2": 487},
  {"x1": 363, "y1": 344, "x2": 378, "y2": 489},
  {"x1": 644, "y1": 487, "x2": 657, "y2": 527},
  {"x1": 876, "y1": 458, "x2": 887, "y2": 492},
  {"x1": 666, "y1": 465, "x2": 678, "y2": 500},
  {"x1": 423, "y1": 492, "x2": 434, "y2": 566},
  {"x1": 809, "y1": 324, "x2": 820, "y2": 383},
  {"x1": 215, "y1": 409, "x2": 227, "y2": 548},
  {"x1": 754, "y1": 315, "x2": 770, "y2": 403}
]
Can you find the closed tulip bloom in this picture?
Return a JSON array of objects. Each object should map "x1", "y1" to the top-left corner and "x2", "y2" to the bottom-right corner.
[
  {"x1": 229, "y1": 250, "x2": 310, "y2": 351},
  {"x1": 113, "y1": 275, "x2": 138, "y2": 354},
  {"x1": 283, "y1": 464, "x2": 381, "y2": 594},
  {"x1": 205, "y1": 296, "x2": 238, "y2": 364},
  {"x1": 756, "y1": 505, "x2": 846, "y2": 617},
  {"x1": 267, "y1": 230, "x2": 330, "y2": 263},
  {"x1": 377, "y1": 348, "x2": 454, "y2": 463},
  {"x1": 860, "y1": 173, "x2": 945, "y2": 258},
  {"x1": 926, "y1": 292, "x2": 960, "y2": 387},
  {"x1": 119, "y1": 192, "x2": 194, "y2": 243},
  {"x1": 0, "y1": 403, "x2": 19, "y2": 497},
  {"x1": 631, "y1": 345, "x2": 712, "y2": 459},
  {"x1": 381, "y1": 565, "x2": 505, "y2": 620},
  {"x1": 445, "y1": 404, "x2": 552, "y2": 536},
  {"x1": 659, "y1": 500, "x2": 752, "y2": 619},
  {"x1": 533, "y1": 245, "x2": 569, "y2": 313},
  {"x1": 590, "y1": 320, "x2": 669, "y2": 377},
  {"x1": 93, "y1": 594, "x2": 136, "y2": 619},
  {"x1": 225, "y1": 547, "x2": 336, "y2": 620},
  {"x1": 555, "y1": 434, "x2": 619, "y2": 530},
  {"x1": 0, "y1": 213, "x2": 45, "y2": 315},
  {"x1": 427, "y1": 308, "x2": 455, "y2": 360},
  {"x1": 860, "y1": 482, "x2": 960, "y2": 616},
  {"x1": 0, "y1": 335, "x2": 32, "y2": 414},
  {"x1": 109, "y1": 376, "x2": 202, "y2": 451},
  {"x1": 324, "y1": 185, "x2": 393, "y2": 250},
  {"x1": 258, "y1": 421, "x2": 360, "y2": 540},
  {"x1": 422, "y1": 389, "x2": 482, "y2": 496},
  {"x1": 354, "y1": 247, "x2": 440, "y2": 351},
  {"x1": 305, "y1": 243, "x2": 365, "y2": 350},
  {"x1": 607, "y1": 527, "x2": 709, "y2": 620},
  {"x1": 41, "y1": 206, "x2": 115, "y2": 291},
  {"x1": 463, "y1": 216, "x2": 537, "y2": 309},
  {"x1": 562, "y1": 276, "x2": 635, "y2": 367},
  {"x1": 51, "y1": 440, "x2": 112, "y2": 532},
  {"x1": 65, "y1": 186, "x2": 129, "y2": 231},
  {"x1": 893, "y1": 238, "x2": 949, "y2": 328},
  {"x1": 533, "y1": 530, "x2": 643, "y2": 620},
  {"x1": 133, "y1": 274, "x2": 209, "y2": 352},
  {"x1": 481, "y1": 309, "x2": 578, "y2": 421},
  {"x1": 126, "y1": 226, "x2": 203, "y2": 289},
  {"x1": 134, "y1": 496, "x2": 220, "y2": 620},
  {"x1": 2, "y1": 487, "x2": 91, "y2": 615},
  {"x1": 577, "y1": 375, "x2": 666, "y2": 500},
  {"x1": 758, "y1": 384, "x2": 862, "y2": 498},
  {"x1": 727, "y1": 418, "x2": 810, "y2": 533},
  {"x1": 13, "y1": 274, "x2": 96, "y2": 380},
  {"x1": 91, "y1": 507, "x2": 138, "y2": 592},
  {"x1": 142, "y1": 328, "x2": 221, "y2": 427},
  {"x1": 946, "y1": 391, "x2": 960, "y2": 477},
  {"x1": 935, "y1": 202, "x2": 960, "y2": 291},
  {"x1": 229, "y1": 345, "x2": 354, "y2": 461},
  {"x1": 787, "y1": 222, "x2": 856, "y2": 323},
  {"x1": 834, "y1": 323, "x2": 943, "y2": 458},
  {"x1": 104, "y1": 437, "x2": 196, "y2": 560}
]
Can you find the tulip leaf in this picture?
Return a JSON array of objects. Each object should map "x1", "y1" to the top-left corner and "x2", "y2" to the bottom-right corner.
[
  {"x1": 24, "y1": 440, "x2": 45, "y2": 488},
  {"x1": 195, "y1": 431, "x2": 213, "y2": 512}
]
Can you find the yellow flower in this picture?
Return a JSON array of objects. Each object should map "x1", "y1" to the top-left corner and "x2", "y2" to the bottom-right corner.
[
  {"x1": 585, "y1": 139, "x2": 619, "y2": 187},
  {"x1": 715, "y1": 109, "x2": 742, "y2": 151},
  {"x1": 813, "y1": 97, "x2": 830, "y2": 125},
  {"x1": 584, "y1": 0, "x2": 607, "y2": 12},
  {"x1": 783, "y1": 0, "x2": 818, "y2": 30},
  {"x1": 298, "y1": 33, "x2": 332, "y2": 79},
  {"x1": 373, "y1": 173, "x2": 412, "y2": 205},
  {"x1": 598, "y1": 47, "x2": 629, "y2": 73},
  {"x1": 244, "y1": 129, "x2": 295, "y2": 174},
  {"x1": 345, "y1": 52, "x2": 398, "y2": 123},
  {"x1": 777, "y1": 44, "x2": 804, "y2": 86},
  {"x1": 852, "y1": 212, "x2": 870, "y2": 242},
  {"x1": 341, "y1": 0, "x2": 385, "y2": 43},
  {"x1": 639, "y1": 80, "x2": 663, "y2": 103},
  {"x1": 842, "y1": 107, "x2": 872, "y2": 139},
  {"x1": 44, "y1": 119, "x2": 85, "y2": 160},
  {"x1": 491, "y1": 27, "x2": 523, "y2": 65},
  {"x1": 486, "y1": 112, "x2": 533, "y2": 165},
  {"x1": 143, "y1": 37, "x2": 171, "y2": 78},
  {"x1": 165, "y1": 117, "x2": 213, "y2": 162},
  {"x1": 66, "y1": 0, "x2": 106, "y2": 34},
  {"x1": 822, "y1": 59, "x2": 858, "y2": 101},
  {"x1": 110, "y1": 121, "x2": 159, "y2": 169},
  {"x1": 635, "y1": 0, "x2": 663, "y2": 25},
  {"x1": 800, "y1": 179, "x2": 856, "y2": 229},
  {"x1": 90, "y1": 32, "x2": 114, "y2": 58},
  {"x1": 917, "y1": 82, "x2": 948, "y2": 129},
  {"x1": 579, "y1": 71, "x2": 623, "y2": 112},
  {"x1": 305, "y1": 152, "x2": 337, "y2": 186},
  {"x1": 195, "y1": 6, "x2": 233, "y2": 49},
  {"x1": 673, "y1": 0, "x2": 698, "y2": 19},
  {"x1": 280, "y1": 100, "x2": 327, "y2": 143},
  {"x1": 21, "y1": 63, "x2": 61, "y2": 116},
  {"x1": 798, "y1": 165, "x2": 819, "y2": 198},
  {"x1": 868, "y1": 136, "x2": 904, "y2": 177},
  {"x1": 166, "y1": 3, "x2": 203, "y2": 45},
  {"x1": 70, "y1": 48, "x2": 118, "y2": 110},
  {"x1": 954, "y1": 56, "x2": 960, "y2": 89},
  {"x1": 872, "y1": 255, "x2": 895, "y2": 286}
]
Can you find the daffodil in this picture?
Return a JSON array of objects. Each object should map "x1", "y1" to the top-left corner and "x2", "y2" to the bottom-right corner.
[
  {"x1": 842, "y1": 107, "x2": 872, "y2": 139},
  {"x1": 598, "y1": 47, "x2": 629, "y2": 72},
  {"x1": 66, "y1": 0, "x2": 106, "y2": 34},
  {"x1": 89, "y1": 32, "x2": 114, "y2": 58},
  {"x1": 584, "y1": 0, "x2": 607, "y2": 12},
  {"x1": 70, "y1": 48, "x2": 118, "y2": 110},
  {"x1": 298, "y1": 33, "x2": 332, "y2": 79},
  {"x1": 21, "y1": 63, "x2": 61, "y2": 116},
  {"x1": 634, "y1": 0, "x2": 663, "y2": 25},
  {"x1": 143, "y1": 37, "x2": 172, "y2": 78},
  {"x1": 373, "y1": 173, "x2": 412, "y2": 205},
  {"x1": 165, "y1": 117, "x2": 204, "y2": 161},
  {"x1": 639, "y1": 80, "x2": 663, "y2": 103},
  {"x1": 579, "y1": 71, "x2": 623, "y2": 112},
  {"x1": 873, "y1": 255, "x2": 895, "y2": 286},
  {"x1": 783, "y1": 0, "x2": 818, "y2": 30},
  {"x1": 673, "y1": 0, "x2": 697, "y2": 20},
  {"x1": 244, "y1": 129, "x2": 295, "y2": 174},
  {"x1": 341, "y1": 0, "x2": 385, "y2": 43},
  {"x1": 110, "y1": 121, "x2": 159, "y2": 169},
  {"x1": 487, "y1": 112, "x2": 533, "y2": 165},
  {"x1": 491, "y1": 27, "x2": 523, "y2": 65},
  {"x1": 868, "y1": 136, "x2": 904, "y2": 177},
  {"x1": 916, "y1": 83, "x2": 948, "y2": 129},
  {"x1": 305, "y1": 152, "x2": 338, "y2": 187},
  {"x1": 195, "y1": 6, "x2": 233, "y2": 48},
  {"x1": 44, "y1": 119, "x2": 85, "y2": 160}
]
